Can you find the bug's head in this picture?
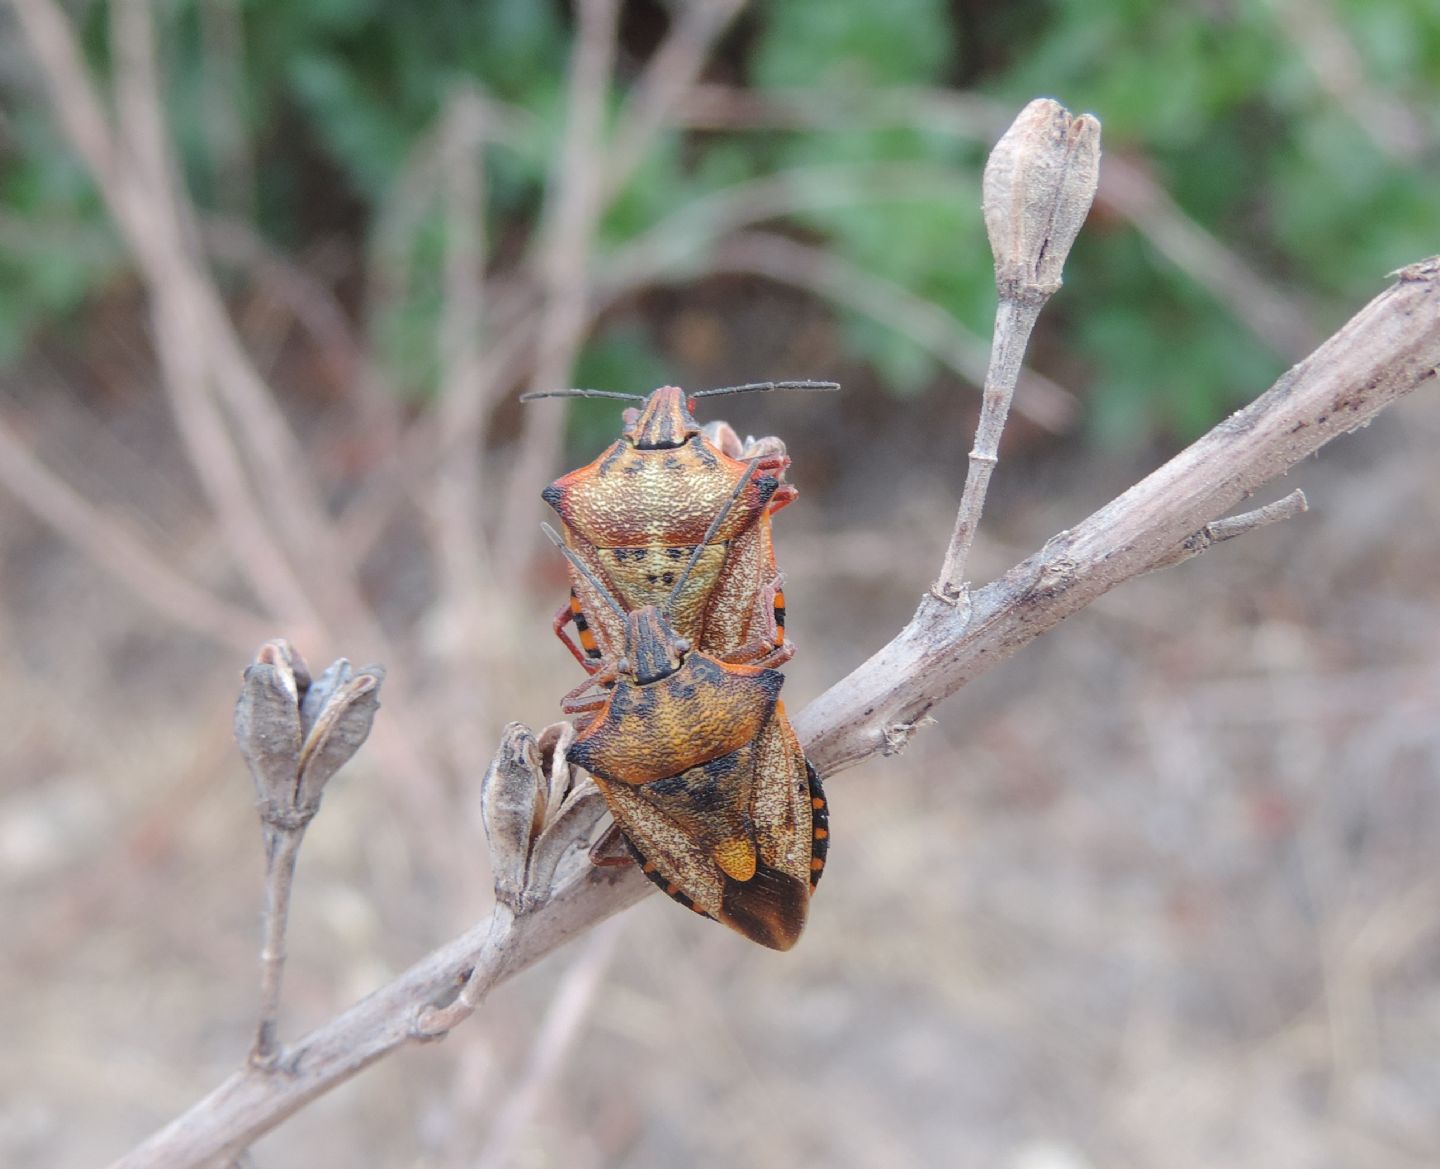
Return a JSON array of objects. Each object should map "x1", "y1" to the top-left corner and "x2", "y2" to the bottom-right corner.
[
  {"x1": 623, "y1": 386, "x2": 701, "y2": 451},
  {"x1": 622, "y1": 606, "x2": 689, "y2": 685}
]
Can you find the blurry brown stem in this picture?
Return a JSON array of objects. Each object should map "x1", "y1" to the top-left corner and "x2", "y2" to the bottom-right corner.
[
  {"x1": 0, "y1": 412, "x2": 270, "y2": 651},
  {"x1": 202, "y1": 217, "x2": 364, "y2": 390},
  {"x1": 431, "y1": 86, "x2": 498, "y2": 800},
  {"x1": 593, "y1": 163, "x2": 1077, "y2": 428},
  {"x1": 497, "y1": 0, "x2": 619, "y2": 563},
  {"x1": 16, "y1": 0, "x2": 457, "y2": 856},
  {"x1": 672, "y1": 85, "x2": 1318, "y2": 362},
  {"x1": 12, "y1": 0, "x2": 323, "y2": 633},
  {"x1": 1263, "y1": 0, "x2": 1428, "y2": 163},
  {"x1": 603, "y1": 0, "x2": 745, "y2": 197},
  {"x1": 1097, "y1": 158, "x2": 1321, "y2": 358},
  {"x1": 251, "y1": 827, "x2": 304, "y2": 1066},
  {"x1": 471, "y1": 919, "x2": 622, "y2": 1169}
]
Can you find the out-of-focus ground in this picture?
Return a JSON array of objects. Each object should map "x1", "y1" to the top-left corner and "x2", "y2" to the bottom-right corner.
[{"x1": 3, "y1": 321, "x2": 1438, "y2": 1168}]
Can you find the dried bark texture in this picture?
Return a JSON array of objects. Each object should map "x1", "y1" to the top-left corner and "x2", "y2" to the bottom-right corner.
[
  {"x1": 796, "y1": 258, "x2": 1440, "y2": 771},
  {"x1": 109, "y1": 259, "x2": 1440, "y2": 1169}
]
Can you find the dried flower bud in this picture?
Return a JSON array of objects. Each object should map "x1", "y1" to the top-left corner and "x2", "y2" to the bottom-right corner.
[
  {"x1": 234, "y1": 642, "x2": 383, "y2": 831},
  {"x1": 480, "y1": 721, "x2": 608, "y2": 911},
  {"x1": 236, "y1": 641, "x2": 308, "y2": 825},
  {"x1": 294, "y1": 659, "x2": 384, "y2": 810},
  {"x1": 481, "y1": 723, "x2": 546, "y2": 909},
  {"x1": 527, "y1": 785, "x2": 606, "y2": 906},
  {"x1": 535, "y1": 720, "x2": 577, "y2": 820},
  {"x1": 983, "y1": 98, "x2": 1101, "y2": 301}
]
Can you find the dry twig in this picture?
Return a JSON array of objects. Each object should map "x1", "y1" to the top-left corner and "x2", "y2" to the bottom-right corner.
[{"x1": 936, "y1": 100, "x2": 1100, "y2": 598}]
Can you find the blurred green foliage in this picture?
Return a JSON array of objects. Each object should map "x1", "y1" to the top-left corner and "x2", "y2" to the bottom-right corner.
[{"x1": 2, "y1": 0, "x2": 1436, "y2": 445}]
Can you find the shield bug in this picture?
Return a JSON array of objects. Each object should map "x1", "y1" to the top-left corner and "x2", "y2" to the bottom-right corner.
[
  {"x1": 541, "y1": 515, "x2": 829, "y2": 951},
  {"x1": 523, "y1": 380, "x2": 836, "y2": 674}
]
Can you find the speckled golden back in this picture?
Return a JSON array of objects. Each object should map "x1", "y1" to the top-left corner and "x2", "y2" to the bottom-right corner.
[{"x1": 541, "y1": 385, "x2": 794, "y2": 670}]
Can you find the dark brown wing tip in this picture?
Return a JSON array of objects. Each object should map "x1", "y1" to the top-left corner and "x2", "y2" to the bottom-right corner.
[{"x1": 720, "y1": 861, "x2": 809, "y2": 951}]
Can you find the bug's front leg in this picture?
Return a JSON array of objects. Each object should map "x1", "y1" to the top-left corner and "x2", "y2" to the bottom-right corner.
[
  {"x1": 719, "y1": 575, "x2": 794, "y2": 669},
  {"x1": 560, "y1": 661, "x2": 620, "y2": 719},
  {"x1": 588, "y1": 821, "x2": 635, "y2": 869}
]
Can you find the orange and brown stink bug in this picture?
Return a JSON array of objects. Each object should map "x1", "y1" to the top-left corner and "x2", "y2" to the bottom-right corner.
[
  {"x1": 541, "y1": 511, "x2": 829, "y2": 952},
  {"x1": 523, "y1": 381, "x2": 836, "y2": 675}
]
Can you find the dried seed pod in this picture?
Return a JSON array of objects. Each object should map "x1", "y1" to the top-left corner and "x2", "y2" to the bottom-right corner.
[
  {"x1": 480, "y1": 724, "x2": 546, "y2": 910},
  {"x1": 983, "y1": 98, "x2": 1101, "y2": 300},
  {"x1": 234, "y1": 641, "x2": 383, "y2": 830},
  {"x1": 294, "y1": 660, "x2": 384, "y2": 811},
  {"x1": 235, "y1": 641, "x2": 309, "y2": 826},
  {"x1": 526, "y1": 776, "x2": 608, "y2": 909}
]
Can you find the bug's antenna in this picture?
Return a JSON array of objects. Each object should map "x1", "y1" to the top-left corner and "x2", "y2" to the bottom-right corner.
[
  {"x1": 689, "y1": 379, "x2": 839, "y2": 399},
  {"x1": 540, "y1": 523, "x2": 627, "y2": 620},
  {"x1": 666, "y1": 456, "x2": 763, "y2": 614},
  {"x1": 520, "y1": 388, "x2": 646, "y2": 403}
]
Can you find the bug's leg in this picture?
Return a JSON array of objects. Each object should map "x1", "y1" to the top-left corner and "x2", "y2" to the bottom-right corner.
[
  {"x1": 718, "y1": 575, "x2": 794, "y2": 669},
  {"x1": 560, "y1": 662, "x2": 620, "y2": 716},
  {"x1": 561, "y1": 692, "x2": 609, "y2": 718},
  {"x1": 553, "y1": 591, "x2": 604, "y2": 674},
  {"x1": 767, "y1": 481, "x2": 797, "y2": 515},
  {"x1": 588, "y1": 821, "x2": 635, "y2": 868},
  {"x1": 721, "y1": 637, "x2": 795, "y2": 669}
]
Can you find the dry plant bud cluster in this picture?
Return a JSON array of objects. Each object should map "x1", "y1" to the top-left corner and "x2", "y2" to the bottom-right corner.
[
  {"x1": 232, "y1": 640, "x2": 383, "y2": 1064},
  {"x1": 235, "y1": 641, "x2": 385, "y2": 831},
  {"x1": 480, "y1": 721, "x2": 606, "y2": 916}
]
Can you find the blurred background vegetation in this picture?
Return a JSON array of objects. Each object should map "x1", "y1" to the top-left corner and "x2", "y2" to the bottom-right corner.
[
  {"x1": 4, "y1": 0, "x2": 1435, "y2": 445},
  {"x1": 3, "y1": 2, "x2": 1439, "y2": 1167}
]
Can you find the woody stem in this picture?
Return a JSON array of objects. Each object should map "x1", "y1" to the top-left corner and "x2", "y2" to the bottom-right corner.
[
  {"x1": 934, "y1": 292, "x2": 1046, "y2": 601},
  {"x1": 251, "y1": 824, "x2": 304, "y2": 1066}
]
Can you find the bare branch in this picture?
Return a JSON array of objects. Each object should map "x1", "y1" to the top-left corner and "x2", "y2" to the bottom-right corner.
[
  {"x1": 105, "y1": 257, "x2": 1440, "y2": 1169},
  {"x1": 796, "y1": 258, "x2": 1440, "y2": 772},
  {"x1": 1147, "y1": 488, "x2": 1309, "y2": 572}
]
